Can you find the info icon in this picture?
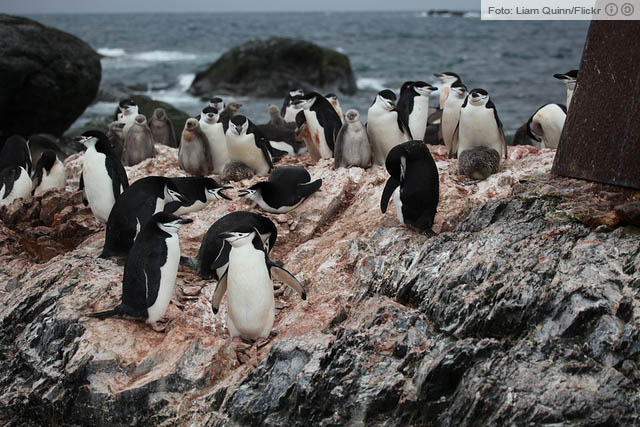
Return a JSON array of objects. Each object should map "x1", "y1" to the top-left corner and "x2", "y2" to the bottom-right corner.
[{"x1": 605, "y1": 2, "x2": 618, "y2": 16}]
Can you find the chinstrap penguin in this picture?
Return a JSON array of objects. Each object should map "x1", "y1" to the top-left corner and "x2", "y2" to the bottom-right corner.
[
  {"x1": 0, "y1": 165, "x2": 32, "y2": 207},
  {"x1": 164, "y1": 176, "x2": 232, "y2": 215},
  {"x1": 0, "y1": 135, "x2": 32, "y2": 176},
  {"x1": 441, "y1": 81, "x2": 468, "y2": 154},
  {"x1": 199, "y1": 107, "x2": 229, "y2": 174},
  {"x1": 90, "y1": 212, "x2": 193, "y2": 332},
  {"x1": 397, "y1": 81, "x2": 438, "y2": 142},
  {"x1": 293, "y1": 92, "x2": 342, "y2": 159},
  {"x1": 225, "y1": 115, "x2": 273, "y2": 177},
  {"x1": 123, "y1": 114, "x2": 155, "y2": 166},
  {"x1": 281, "y1": 89, "x2": 304, "y2": 123},
  {"x1": 553, "y1": 70, "x2": 578, "y2": 110},
  {"x1": 380, "y1": 141, "x2": 439, "y2": 233},
  {"x1": 209, "y1": 97, "x2": 225, "y2": 112},
  {"x1": 333, "y1": 109, "x2": 372, "y2": 169},
  {"x1": 239, "y1": 166, "x2": 322, "y2": 214},
  {"x1": 179, "y1": 118, "x2": 213, "y2": 176},
  {"x1": 117, "y1": 99, "x2": 139, "y2": 137},
  {"x1": 78, "y1": 130, "x2": 129, "y2": 223},
  {"x1": 434, "y1": 72, "x2": 462, "y2": 109},
  {"x1": 367, "y1": 89, "x2": 410, "y2": 165},
  {"x1": 100, "y1": 176, "x2": 187, "y2": 258},
  {"x1": 31, "y1": 150, "x2": 66, "y2": 197}
]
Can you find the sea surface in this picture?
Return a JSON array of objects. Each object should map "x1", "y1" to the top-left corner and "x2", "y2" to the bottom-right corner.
[{"x1": 31, "y1": 12, "x2": 590, "y2": 136}]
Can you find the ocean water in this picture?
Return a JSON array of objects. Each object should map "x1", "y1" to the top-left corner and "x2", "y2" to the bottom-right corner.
[{"x1": 32, "y1": 12, "x2": 590, "y2": 136}]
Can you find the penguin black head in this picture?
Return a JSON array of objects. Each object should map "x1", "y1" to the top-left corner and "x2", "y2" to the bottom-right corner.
[
  {"x1": 293, "y1": 92, "x2": 320, "y2": 110},
  {"x1": 553, "y1": 70, "x2": 578, "y2": 81},
  {"x1": 36, "y1": 150, "x2": 57, "y2": 171},
  {"x1": 229, "y1": 115, "x2": 249, "y2": 135},
  {"x1": 118, "y1": 99, "x2": 137, "y2": 114},
  {"x1": 79, "y1": 130, "x2": 113, "y2": 153},
  {"x1": 202, "y1": 106, "x2": 219, "y2": 123},
  {"x1": 289, "y1": 88, "x2": 304, "y2": 97},
  {"x1": 450, "y1": 81, "x2": 468, "y2": 98},
  {"x1": 400, "y1": 81, "x2": 415, "y2": 95},
  {"x1": 412, "y1": 81, "x2": 438, "y2": 96},
  {"x1": 221, "y1": 230, "x2": 256, "y2": 246},
  {"x1": 202, "y1": 177, "x2": 232, "y2": 201},
  {"x1": 467, "y1": 88, "x2": 490, "y2": 106},
  {"x1": 119, "y1": 98, "x2": 136, "y2": 108},
  {"x1": 375, "y1": 90, "x2": 397, "y2": 110},
  {"x1": 164, "y1": 180, "x2": 189, "y2": 205},
  {"x1": 209, "y1": 96, "x2": 224, "y2": 105},
  {"x1": 154, "y1": 212, "x2": 193, "y2": 234},
  {"x1": 434, "y1": 72, "x2": 461, "y2": 84},
  {"x1": 325, "y1": 93, "x2": 337, "y2": 100}
]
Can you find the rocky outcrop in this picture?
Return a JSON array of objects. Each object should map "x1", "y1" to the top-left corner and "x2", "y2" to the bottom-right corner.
[
  {"x1": 0, "y1": 14, "x2": 101, "y2": 141},
  {"x1": 0, "y1": 144, "x2": 638, "y2": 425},
  {"x1": 189, "y1": 37, "x2": 358, "y2": 98}
]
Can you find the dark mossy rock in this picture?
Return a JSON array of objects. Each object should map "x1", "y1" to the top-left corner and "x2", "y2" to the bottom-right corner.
[
  {"x1": 189, "y1": 37, "x2": 358, "y2": 98},
  {"x1": 0, "y1": 14, "x2": 101, "y2": 141}
]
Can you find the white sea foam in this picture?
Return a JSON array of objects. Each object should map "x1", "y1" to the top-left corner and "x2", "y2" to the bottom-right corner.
[
  {"x1": 98, "y1": 47, "x2": 126, "y2": 57},
  {"x1": 357, "y1": 77, "x2": 386, "y2": 92},
  {"x1": 130, "y1": 50, "x2": 198, "y2": 62},
  {"x1": 177, "y1": 74, "x2": 195, "y2": 92}
]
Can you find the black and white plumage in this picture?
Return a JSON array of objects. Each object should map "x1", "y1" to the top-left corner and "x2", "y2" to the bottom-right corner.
[
  {"x1": 225, "y1": 115, "x2": 274, "y2": 176},
  {"x1": 525, "y1": 103, "x2": 567, "y2": 149},
  {"x1": 380, "y1": 141, "x2": 439, "y2": 233},
  {"x1": 100, "y1": 176, "x2": 186, "y2": 258},
  {"x1": 451, "y1": 88, "x2": 507, "y2": 180},
  {"x1": 325, "y1": 93, "x2": 344, "y2": 123},
  {"x1": 181, "y1": 211, "x2": 278, "y2": 281},
  {"x1": 31, "y1": 150, "x2": 66, "y2": 197},
  {"x1": 553, "y1": 69, "x2": 578, "y2": 110},
  {"x1": 0, "y1": 135, "x2": 32, "y2": 176},
  {"x1": 367, "y1": 89, "x2": 411, "y2": 165},
  {"x1": 78, "y1": 130, "x2": 129, "y2": 223},
  {"x1": 240, "y1": 166, "x2": 322, "y2": 214},
  {"x1": 199, "y1": 107, "x2": 229, "y2": 174},
  {"x1": 213, "y1": 229, "x2": 306, "y2": 340},
  {"x1": 293, "y1": 91, "x2": 343, "y2": 159},
  {"x1": 117, "y1": 98, "x2": 139, "y2": 137},
  {"x1": 442, "y1": 81, "x2": 468, "y2": 153},
  {"x1": 255, "y1": 123, "x2": 303, "y2": 156},
  {"x1": 209, "y1": 97, "x2": 224, "y2": 112},
  {"x1": 90, "y1": 212, "x2": 192, "y2": 331},
  {"x1": 281, "y1": 89, "x2": 304, "y2": 122},
  {"x1": 164, "y1": 176, "x2": 231, "y2": 215},
  {"x1": 397, "y1": 81, "x2": 438, "y2": 142},
  {"x1": 0, "y1": 165, "x2": 32, "y2": 207},
  {"x1": 434, "y1": 72, "x2": 462, "y2": 109}
]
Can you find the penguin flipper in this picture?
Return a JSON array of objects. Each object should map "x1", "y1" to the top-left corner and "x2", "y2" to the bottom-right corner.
[
  {"x1": 0, "y1": 166, "x2": 21, "y2": 199},
  {"x1": 333, "y1": 124, "x2": 347, "y2": 169},
  {"x1": 449, "y1": 124, "x2": 460, "y2": 159},
  {"x1": 268, "y1": 260, "x2": 306, "y2": 300},
  {"x1": 395, "y1": 108, "x2": 413, "y2": 141},
  {"x1": 381, "y1": 177, "x2": 400, "y2": 213},
  {"x1": 106, "y1": 155, "x2": 129, "y2": 198},
  {"x1": 211, "y1": 271, "x2": 228, "y2": 314},
  {"x1": 296, "y1": 178, "x2": 322, "y2": 199},
  {"x1": 163, "y1": 201, "x2": 182, "y2": 214},
  {"x1": 89, "y1": 304, "x2": 142, "y2": 319}
]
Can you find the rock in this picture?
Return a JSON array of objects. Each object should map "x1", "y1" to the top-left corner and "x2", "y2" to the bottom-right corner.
[
  {"x1": 189, "y1": 37, "x2": 358, "y2": 98},
  {"x1": 0, "y1": 144, "x2": 638, "y2": 425},
  {"x1": 0, "y1": 14, "x2": 101, "y2": 141}
]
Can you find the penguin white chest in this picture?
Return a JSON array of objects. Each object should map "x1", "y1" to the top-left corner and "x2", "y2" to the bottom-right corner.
[
  {"x1": 147, "y1": 234, "x2": 180, "y2": 322},
  {"x1": 304, "y1": 110, "x2": 333, "y2": 159},
  {"x1": 408, "y1": 97, "x2": 430, "y2": 141},
  {"x1": 458, "y1": 107, "x2": 502, "y2": 156},
  {"x1": 34, "y1": 160, "x2": 66, "y2": 197},
  {"x1": 226, "y1": 134, "x2": 270, "y2": 176},
  {"x1": 226, "y1": 245, "x2": 275, "y2": 340},
  {"x1": 284, "y1": 105, "x2": 301, "y2": 123},
  {"x1": 200, "y1": 121, "x2": 228, "y2": 174},
  {"x1": 367, "y1": 106, "x2": 406, "y2": 164},
  {"x1": 532, "y1": 104, "x2": 566, "y2": 149},
  {"x1": 442, "y1": 97, "x2": 464, "y2": 150},
  {"x1": 1, "y1": 167, "x2": 32, "y2": 206},
  {"x1": 392, "y1": 186, "x2": 405, "y2": 225},
  {"x1": 83, "y1": 150, "x2": 116, "y2": 223}
]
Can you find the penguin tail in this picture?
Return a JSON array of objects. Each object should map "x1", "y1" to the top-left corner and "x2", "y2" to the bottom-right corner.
[
  {"x1": 296, "y1": 178, "x2": 322, "y2": 198},
  {"x1": 89, "y1": 306, "x2": 124, "y2": 320},
  {"x1": 180, "y1": 256, "x2": 199, "y2": 271}
]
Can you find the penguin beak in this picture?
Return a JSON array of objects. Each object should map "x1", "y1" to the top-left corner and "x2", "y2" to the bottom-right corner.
[
  {"x1": 237, "y1": 189, "x2": 254, "y2": 197},
  {"x1": 216, "y1": 186, "x2": 233, "y2": 200},
  {"x1": 176, "y1": 218, "x2": 193, "y2": 225}
]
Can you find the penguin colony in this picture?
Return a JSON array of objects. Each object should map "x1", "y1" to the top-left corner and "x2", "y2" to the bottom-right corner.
[{"x1": 0, "y1": 67, "x2": 577, "y2": 357}]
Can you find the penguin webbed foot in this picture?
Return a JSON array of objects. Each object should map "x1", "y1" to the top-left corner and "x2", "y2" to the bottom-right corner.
[{"x1": 149, "y1": 319, "x2": 171, "y2": 333}]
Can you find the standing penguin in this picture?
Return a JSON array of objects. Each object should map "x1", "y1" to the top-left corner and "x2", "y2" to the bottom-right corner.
[
  {"x1": 199, "y1": 107, "x2": 229, "y2": 174},
  {"x1": 117, "y1": 99, "x2": 139, "y2": 137},
  {"x1": 100, "y1": 176, "x2": 186, "y2": 258},
  {"x1": 281, "y1": 89, "x2": 304, "y2": 123},
  {"x1": 367, "y1": 89, "x2": 411, "y2": 165},
  {"x1": 148, "y1": 108, "x2": 177, "y2": 148},
  {"x1": 225, "y1": 115, "x2": 273, "y2": 177},
  {"x1": 214, "y1": 230, "x2": 306, "y2": 341},
  {"x1": 181, "y1": 211, "x2": 277, "y2": 281},
  {"x1": 91, "y1": 212, "x2": 192, "y2": 332},
  {"x1": 397, "y1": 81, "x2": 438, "y2": 142},
  {"x1": 179, "y1": 118, "x2": 213, "y2": 176},
  {"x1": 0, "y1": 135, "x2": 32, "y2": 175},
  {"x1": 267, "y1": 104, "x2": 287, "y2": 128},
  {"x1": 451, "y1": 88, "x2": 507, "y2": 180},
  {"x1": 293, "y1": 92, "x2": 342, "y2": 159},
  {"x1": 334, "y1": 109, "x2": 372, "y2": 169},
  {"x1": 380, "y1": 141, "x2": 439, "y2": 233},
  {"x1": 294, "y1": 110, "x2": 318, "y2": 160},
  {"x1": 123, "y1": 114, "x2": 155, "y2": 166},
  {"x1": 553, "y1": 70, "x2": 578, "y2": 110},
  {"x1": 220, "y1": 102, "x2": 242, "y2": 133},
  {"x1": 526, "y1": 103, "x2": 567, "y2": 149},
  {"x1": 239, "y1": 166, "x2": 322, "y2": 214},
  {"x1": 0, "y1": 165, "x2": 32, "y2": 207},
  {"x1": 209, "y1": 97, "x2": 225, "y2": 112},
  {"x1": 434, "y1": 72, "x2": 462, "y2": 109},
  {"x1": 164, "y1": 176, "x2": 231, "y2": 215},
  {"x1": 325, "y1": 93, "x2": 344, "y2": 123},
  {"x1": 106, "y1": 121, "x2": 126, "y2": 159},
  {"x1": 31, "y1": 150, "x2": 66, "y2": 197},
  {"x1": 78, "y1": 130, "x2": 129, "y2": 223},
  {"x1": 441, "y1": 81, "x2": 468, "y2": 154}
]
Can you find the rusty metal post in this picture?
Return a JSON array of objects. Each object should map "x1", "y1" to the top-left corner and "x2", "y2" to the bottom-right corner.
[{"x1": 552, "y1": 20, "x2": 640, "y2": 190}]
